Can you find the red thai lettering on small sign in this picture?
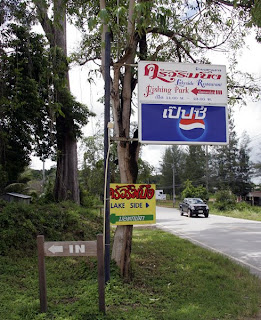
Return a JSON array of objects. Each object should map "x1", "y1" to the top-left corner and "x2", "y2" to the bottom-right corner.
[
  {"x1": 110, "y1": 184, "x2": 155, "y2": 200},
  {"x1": 144, "y1": 63, "x2": 222, "y2": 83}
]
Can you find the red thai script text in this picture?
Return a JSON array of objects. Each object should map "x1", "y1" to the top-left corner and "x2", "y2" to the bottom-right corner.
[
  {"x1": 110, "y1": 184, "x2": 155, "y2": 200},
  {"x1": 144, "y1": 63, "x2": 222, "y2": 83}
]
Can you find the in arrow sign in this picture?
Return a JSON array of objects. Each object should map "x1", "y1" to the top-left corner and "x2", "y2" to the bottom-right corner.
[{"x1": 48, "y1": 245, "x2": 64, "y2": 254}]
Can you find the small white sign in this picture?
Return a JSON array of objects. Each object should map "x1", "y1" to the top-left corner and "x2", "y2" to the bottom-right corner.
[
  {"x1": 44, "y1": 241, "x2": 97, "y2": 257},
  {"x1": 138, "y1": 61, "x2": 227, "y2": 105}
]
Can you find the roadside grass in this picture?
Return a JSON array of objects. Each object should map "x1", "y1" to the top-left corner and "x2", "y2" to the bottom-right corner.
[
  {"x1": 1, "y1": 228, "x2": 261, "y2": 320},
  {"x1": 157, "y1": 200, "x2": 178, "y2": 208},
  {"x1": 157, "y1": 200, "x2": 261, "y2": 221},
  {"x1": 209, "y1": 205, "x2": 261, "y2": 221}
]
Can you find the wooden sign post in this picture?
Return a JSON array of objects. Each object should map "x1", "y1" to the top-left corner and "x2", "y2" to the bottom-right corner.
[{"x1": 37, "y1": 234, "x2": 105, "y2": 313}]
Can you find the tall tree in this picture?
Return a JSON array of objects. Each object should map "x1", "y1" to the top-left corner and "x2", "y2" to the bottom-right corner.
[
  {"x1": 183, "y1": 146, "x2": 206, "y2": 187},
  {"x1": 32, "y1": 0, "x2": 81, "y2": 203},
  {"x1": 73, "y1": 0, "x2": 259, "y2": 277},
  {"x1": 2, "y1": 0, "x2": 92, "y2": 202},
  {"x1": 211, "y1": 114, "x2": 239, "y2": 192},
  {"x1": 160, "y1": 146, "x2": 186, "y2": 197},
  {"x1": 0, "y1": 23, "x2": 53, "y2": 186},
  {"x1": 236, "y1": 131, "x2": 252, "y2": 196},
  {"x1": 210, "y1": 112, "x2": 243, "y2": 194}
]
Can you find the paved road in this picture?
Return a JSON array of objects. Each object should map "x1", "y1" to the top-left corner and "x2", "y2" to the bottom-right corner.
[{"x1": 156, "y1": 206, "x2": 261, "y2": 278}]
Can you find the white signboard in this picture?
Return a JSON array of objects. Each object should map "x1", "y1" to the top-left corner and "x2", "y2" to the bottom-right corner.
[
  {"x1": 138, "y1": 61, "x2": 227, "y2": 105},
  {"x1": 138, "y1": 61, "x2": 228, "y2": 145}
]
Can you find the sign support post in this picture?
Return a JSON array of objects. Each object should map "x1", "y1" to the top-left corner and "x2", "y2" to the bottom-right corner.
[
  {"x1": 97, "y1": 234, "x2": 105, "y2": 312},
  {"x1": 104, "y1": 31, "x2": 111, "y2": 284},
  {"x1": 37, "y1": 235, "x2": 47, "y2": 313},
  {"x1": 37, "y1": 235, "x2": 105, "y2": 314}
]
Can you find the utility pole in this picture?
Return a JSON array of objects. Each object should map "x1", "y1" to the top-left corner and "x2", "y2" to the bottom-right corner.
[
  {"x1": 205, "y1": 145, "x2": 209, "y2": 192},
  {"x1": 172, "y1": 163, "x2": 176, "y2": 207},
  {"x1": 42, "y1": 159, "x2": 45, "y2": 187},
  {"x1": 163, "y1": 161, "x2": 176, "y2": 207}
]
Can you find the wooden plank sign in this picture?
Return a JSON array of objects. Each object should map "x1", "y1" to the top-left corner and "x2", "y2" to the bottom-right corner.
[
  {"x1": 44, "y1": 241, "x2": 97, "y2": 257},
  {"x1": 37, "y1": 235, "x2": 105, "y2": 314}
]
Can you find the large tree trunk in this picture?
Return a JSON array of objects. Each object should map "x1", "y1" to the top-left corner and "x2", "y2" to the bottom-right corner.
[
  {"x1": 111, "y1": 0, "x2": 140, "y2": 278},
  {"x1": 100, "y1": 0, "x2": 141, "y2": 277},
  {"x1": 35, "y1": 0, "x2": 80, "y2": 204},
  {"x1": 54, "y1": 113, "x2": 80, "y2": 204},
  {"x1": 111, "y1": 133, "x2": 140, "y2": 278},
  {"x1": 52, "y1": 3, "x2": 80, "y2": 204}
]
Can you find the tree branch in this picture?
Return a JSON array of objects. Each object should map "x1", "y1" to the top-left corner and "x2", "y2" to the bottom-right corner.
[
  {"x1": 99, "y1": 0, "x2": 108, "y2": 79},
  {"x1": 32, "y1": 0, "x2": 54, "y2": 46},
  {"x1": 210, "y1": 0, "x2": 254, "y2": 9}
]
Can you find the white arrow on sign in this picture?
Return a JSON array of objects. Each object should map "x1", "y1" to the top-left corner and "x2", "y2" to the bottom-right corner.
[{"x1": 48, "y1": 245, "x2": 64, "y2": 254}]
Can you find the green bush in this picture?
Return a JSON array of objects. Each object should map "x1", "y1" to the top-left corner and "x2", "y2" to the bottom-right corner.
[
  {"x1": 181, "y1": 180, "x2": 209, "y2": 201},
  {"x1": 0, "y1": 165, "x2": 8, "y2": 194},
  {"x1": 0, "y1": 201, "x2": 103, "y2": 255},
  {"x1": 79, "y1": 187, "x2": 101, "y2": 207},
  {"x1": 235, "y1": 201, "x2": 252, "y2": 211},
  {"x1": 213, "y1": 190, "x2": 236, "y2": 211}
]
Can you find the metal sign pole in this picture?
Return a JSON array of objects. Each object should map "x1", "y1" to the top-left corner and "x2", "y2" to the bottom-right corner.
[{"x1": 104, "y1": 31, "x2": 111, "y2": 283}]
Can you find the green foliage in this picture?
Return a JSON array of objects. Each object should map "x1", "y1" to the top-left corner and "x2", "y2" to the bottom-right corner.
[
  {"x1": 235, "y1": 201, "x2": 253, "y2": 211},
  {"x1": 136, "y1": 159, "x2": 154, "y2": 184},
  {"x1": 0, "y1": 201, "x2": 103, "y2": 255},
  {"x1": 213, "y1": 189, "x2": 237, "y2": 211},
  {"x1": 193, "y1": 185, "x2": 209, "y2": 200},
  {"x1": 181, "y1": 179, "x2": 195, "y2": 198},
  {"x1": 159, "y1": 145, "x2": 186, "y2": 196},
  {"x1": 0, "y1": 24, "x2": 53, "y2": 184},
  {"x1": 0, "y1": 165, "x2": 8, "y2": 194},
  {"x1": 181, "y1": 180, "x2": 209, "y2": 201},
  {"x1": 1, "y1": 5, "x2": 94, "y2": 202},
  {"x1": 209, "y1": 119, "x2": 252, "y2": 196},
  {"x1": 184, "y1": 146, "x2": 206, "y2": 187},
  {"x1": 79, "y1": 187, "x2": 101, "y2": 207},
  {"x1": 76, "y1": 0, "x2": 251, "y2": 64},
  {"x1": 80, "y1": 125, "x2": 153, "y2": 198},
  {"x1": 4, "y1": 183, "x2": 27, "y2": 194},
  {"x1": 210, "y1": 200, "x2": 261, "y2": 221},
  {"x1": 41, "y1": 179, "x2": 55, "y2": 203}
]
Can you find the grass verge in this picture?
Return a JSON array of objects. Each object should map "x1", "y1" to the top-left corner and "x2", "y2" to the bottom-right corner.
[
  {"x1": 1, "y1": 228, "x2": 261, "y2": 320},
  {"x1": 157, "y1": 200, "x2": 261, "y2": 221},
  {"x1": 209, "y1": 205, "x2": 261, "y2": 221}
]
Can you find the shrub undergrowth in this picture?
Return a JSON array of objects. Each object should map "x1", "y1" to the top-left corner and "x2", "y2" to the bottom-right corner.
[{"x1": 0, "y1": 200, "x2": 103, "y2": 255}]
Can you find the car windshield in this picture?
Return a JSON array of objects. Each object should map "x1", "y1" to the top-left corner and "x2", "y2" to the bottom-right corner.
[{"x1": 190, "y1": 198, "x2": 204, "y2": 204}]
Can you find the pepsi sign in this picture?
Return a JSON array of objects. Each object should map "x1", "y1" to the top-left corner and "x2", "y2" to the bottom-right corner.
[
  {"x1": 140, "y1": 104, "x2": 228, "y2": 145},
  {"x1": 138, "y1": 61, "x2": 228, "y2": 145}
]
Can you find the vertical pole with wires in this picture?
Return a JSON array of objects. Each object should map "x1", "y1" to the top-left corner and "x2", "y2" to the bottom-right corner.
[
  {"x1": 104, "y1": 31, "x2": 111, "y2": 283},
  {"x1": 172, "y1": 163, "x2": 176, "y2": 207}
]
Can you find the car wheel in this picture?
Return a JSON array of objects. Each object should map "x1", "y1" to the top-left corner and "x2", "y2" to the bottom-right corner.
[
  {"x1": 204, "y1": 212, "x2": 209, "y2": 218},
  {"x1": 188, "y1": 209, "x2": 193, "y2": 218},
  {"x1": 180, "y1": 208, "x2": 184, "y2": 216}
]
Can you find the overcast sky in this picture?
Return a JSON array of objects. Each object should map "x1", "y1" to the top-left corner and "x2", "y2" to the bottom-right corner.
[{"x1": 31, "y1": 26, "x2": 261, "y2": 181}]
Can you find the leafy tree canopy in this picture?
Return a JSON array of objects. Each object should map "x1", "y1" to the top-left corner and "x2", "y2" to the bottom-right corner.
[
  {"x1": 0, "y1": 1, "x2": 93, "y2": 194},
  {"x1": 181, "y1": 179, "x2": 209, "y2": 201}
]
